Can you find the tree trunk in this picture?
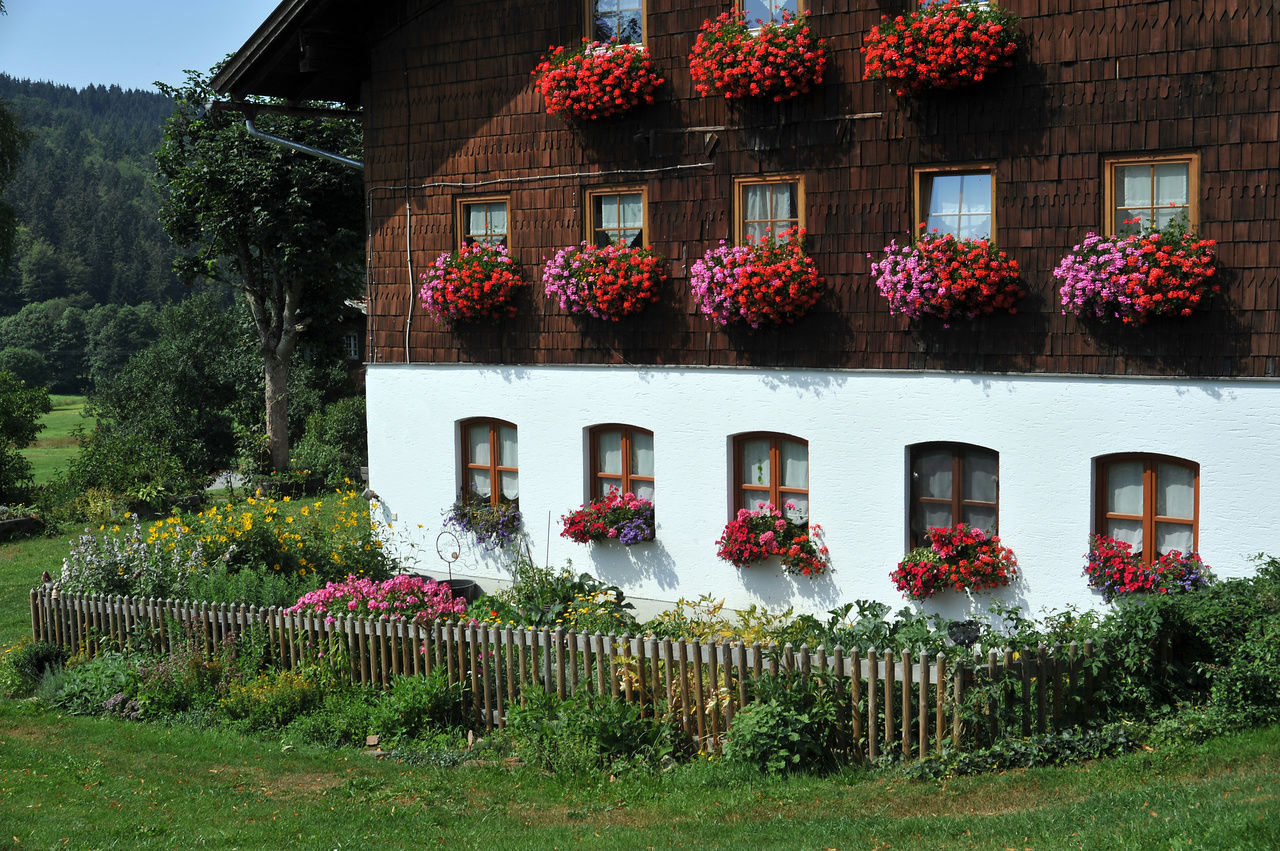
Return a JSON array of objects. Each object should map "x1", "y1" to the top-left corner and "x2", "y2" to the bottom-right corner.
[{"x1": 264, "y1": 353, "x2": 290, "y2": 473}]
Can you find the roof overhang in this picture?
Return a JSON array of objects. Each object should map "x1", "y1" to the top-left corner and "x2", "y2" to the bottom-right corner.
[{"x1": 211, "y1": 0, "x2": 372, "y2": 105}]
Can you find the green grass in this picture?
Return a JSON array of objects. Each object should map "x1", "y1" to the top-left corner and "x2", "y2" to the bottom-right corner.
[
  {"x1": 19, "y1": 394, "x2": 92, "y2": 485},
  {"x1": 0, "y1": 533, "x2": 72, "y2": 648},
  {"x1": 0, "y1": 700, "x2": 1277, "y2": 849}
]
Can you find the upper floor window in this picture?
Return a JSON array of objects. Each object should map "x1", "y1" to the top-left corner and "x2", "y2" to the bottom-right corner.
[
  {"x1": 735, "y1": 175, "x2": 803, "y2": 244},
  {"x1": 587, "y1": 187, "x2": 645, "y2": 247},
  {"x1": 917, "y1": 0, "x2": 988, "y2": 8},
  {"x1": 741, "y1": 1, "x2": 801, "y2": 24},
  {"x1": 915, "y1": 167, "x2": 994, "y2": 240},
  {"x1": 1105, "y1": 155, "x2": 1198, "y2": 235},
  {"x1": 342, "y1": 331, "x2": 360, "y2": 361},
  {"x1": 462, "y1": 418, "x2": 518, "y2": 507},
  {"x1": 590, "y1": 425, "x2": 654, "y2": 501},
  {"x1": 1096, "y1": 454, "x2": 1197, "y2": 563},
  {"x1": 909, "y1": 442, "x2": 998, "y2": 548},
  {"x1": 735, "y1": 432, "x2": 808, "y2": 523},
  {"x1": 590, "y1": 0, "x2": 644, "y2": 44},
  {"x1": 457, "y1": 197, "x2": 509, "y2": 248}
]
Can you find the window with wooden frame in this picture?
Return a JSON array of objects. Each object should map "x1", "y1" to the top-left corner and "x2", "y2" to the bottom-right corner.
[
  {"x1": 908, "y1": 443, "x2": 998, "y2": 548},
  {"x1": 461, "y1": 418, "x2": 518, "y2": 507},
  {"x1": 589, "y1": 425, "x2": 654, "y2": 501},
  {"x1": 456, "y1": 197, "x2": 509, "y2": 249},
  {"x1": 734, "y1": 433, "x2": 808, "y2": 523},
  {"x1": 1105, "y1": 154, "x2": 1199, "y2": 236},
  {"x1": 588, "y1": 0, "x2": 645, "y2": 44},
  {"x1": 734, "y1": 175, "x2": 803, "y2": 244},
  {"x1": 917, "y1": 0, "x2": 988, "y2": 9},
  {"x1": 586, "y1": 187, "x2": 646, "y2": 248},
  {"x1": 1095, "y1": 454, "x2": 1198, "y2": 563},
  {"x1": 740, "y1": 0, "x2": 803, "y2": 24},
  {"x1": 914, "y1": 167, "x2": 995, "y2": 241}
]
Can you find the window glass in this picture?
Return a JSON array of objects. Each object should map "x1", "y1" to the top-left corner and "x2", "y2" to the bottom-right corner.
[
  {"x1": 1106, "y1": 461, "x2": 1144, "y2": 516},
  {"x1": 735, "y1": 433, "x2": 808, "y2": 521},
  {"x1": 965, "y1": 451, "x2": 999, "y2": 504},
  {"x1": 498, "y1": 425, "x2": 518, "y2": 467},
  {"x1": 740, "y1": 180, "x2": 799, "y2": 242},
  {"x1": 630, "y1": 431, "x2": 654, "y2": 478},
  {"x1": 461, "y1": 200, "x2": 508, "y2": 246},
  {"x1": 908, "y1": 443, "x2": 999, "y2": 547},
  {"x1": 740, "y1": 438, "x2": 772, "y2": 487},
  {"x1": 463, "y1": 419, "x2": 518, "y2": 507},
  {"x1": 591, "y1": 191, "x2": 644, "y2": 247},
  {"x1": 743, "y1": 0, "x2": 798, "y2": 22},
  {"x1": 590, "y1": 425, "x2": 655, "y2": 501},
  {"x1": 593, "y1": 0, "x2": 643, "y2": 44},
  {"x1": 598, "y1": 430, "x2": 623, "y2": 476},
  {"x1": 914, "y1": 448, "x2": 952, "y2": 500},
  {"x1": 468, "y1": 424, "x2": 491, "y2": 466},
  {"x1": 1112, "y1": 160, "x2": 1192, "y2": 234},
  {"x1": 921, "y1": 172, "x2": 992, "y2": 240}
]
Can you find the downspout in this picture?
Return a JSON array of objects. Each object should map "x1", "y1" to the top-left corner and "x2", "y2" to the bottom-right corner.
[{"x1": 244, "y1": 118, "x2": 364, "y2": 170}]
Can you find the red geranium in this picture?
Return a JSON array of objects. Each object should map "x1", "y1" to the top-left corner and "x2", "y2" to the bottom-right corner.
[
  {"x1": 533, "y1": 40, "x2": 664, "y2": 121},
  {"x1": 1082, "y1": 534, "x2": 1215, "y2": 602},
  {"x1": 862, "y1": 1, "x2": 1022, "y2": 97},
  {"x1": 716, "y1": 502, "x2": 829, "y2": 577},
  {"x1": 418, "y1": 242, "x2": 527, "y2": 324},
  {"x1": 871, "y1": 231, "x2": 1024, "y2": 324},
  {"x1": 689, "y1": 228, "x2": 825, "y2": 328},
  {"x1": 689, "y1": 11, "x2": 826, "y2": 102},
  {"x1": 891, "y1": 523, "x2": 1018, "y2": 601},
  {"x1": 541, "y1": 242, "x2": 668, "y2": 321}
]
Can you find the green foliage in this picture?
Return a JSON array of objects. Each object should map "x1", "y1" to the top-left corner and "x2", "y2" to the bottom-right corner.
[
  {"x1": 724, "y1": 671, "x2": 850, "y2": 774},
  {"x1": 47, "y1": 651, "x2": 140, "y2": 715},
  {"x1": 0, "y1": 368, "x2": 49, "y2": 502},
  {"x1": 133, "y1": 647, "x2": 226, "y2": 718},
  {"x1": 291, "y1": 395, "x2": 367, "y2": 489},
  {"x1": 369, "y1": 669, "x2": 466, "y2": 745},
  {"x1": 220, "y1": 667, "x2": 323, "y2": 731},
  {"x1": 284, "y1": 687, "x2": 377, "y2": 750},
  {"x1": 0, "y1": 636, "x2": 67, "y2": 698},
  {"x1": 480, "y1": 557, "x2": 635, "y2": 632},
  {"x1": 505, "y1": 689, "x2": 673, "y2": 775},
  {"x1": 901, "y1": 724, "x2": 1137, "y2": 779}
]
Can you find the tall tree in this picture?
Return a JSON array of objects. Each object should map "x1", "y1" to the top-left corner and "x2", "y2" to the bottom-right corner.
[{"x1": 155, "y1": 71, "x2": 363, "y2": 472}]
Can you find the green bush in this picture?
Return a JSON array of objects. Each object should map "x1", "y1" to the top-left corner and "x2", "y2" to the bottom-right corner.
[
  {"x1": 723, "y1": 671, "x2": 849, "y2": 774},
  {"x1": 220, "y1": 667, "x2": 323, "y2": 731},
  {"x1": 48, "y1": 652, "x2": 140, "y2": 716},
  {"x1": 133, "y1": 648, "x2": 227, "y2": 718},
  {"x1": 291, "y1": 396, "x2": 366, "y2": 489},
  {"x1": 0, "y1": 638, "x2": 68, "y2": 698},
  {"x1": 505, "y1": 689, "x2": 672, "y2": 775},
  {"x1": 478, "y1": 557, "x2": 635, "y2": 633},
  {"x1": 284, "y1": 688, "x2": 378, "y2": 750},
  {"x1": 369, "y1": 669, "x2": 466, "y2": 745}
]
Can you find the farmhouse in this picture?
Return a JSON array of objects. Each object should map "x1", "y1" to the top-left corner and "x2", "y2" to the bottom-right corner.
[{"x1": 214, "y1": 1, "x2": 1279, "y2": 617}]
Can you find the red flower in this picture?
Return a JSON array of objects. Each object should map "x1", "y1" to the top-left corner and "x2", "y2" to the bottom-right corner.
[
  {"x1": 689, "y1": 11, "x2": 827, "y2": 102},
  {"x1": 533, "y1": 40, "x2": 664, "y2": 121}
]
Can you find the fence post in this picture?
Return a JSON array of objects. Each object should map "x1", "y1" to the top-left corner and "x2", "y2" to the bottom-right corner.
[
  {"x1": 952, "y1": 661, "x2": 964, "y2": 748},
  {"x1": 677, "y1": 639, "x2": 691, "y2": 736},
  {"x1": 867, "y1": 648, "x2": 879, "y2": 762},
  {"x1": 1036, "y1": 644, "x2": 1048, "y2": 734},
  {"x1": 849, "y1": 648, "x2": 863, "y2": 764},
  {"x1": 934, "y1": 653, "x2": 945, "y2": 755},
  {"x1": 988, "y1": 648, "x2": 1000, "y2": 742},
  {"x1": 901, "y1": 649, "x2": 912, "y2": 758},
  {"x1": 883, "y1": 649, "x2": 895, "y2": 757},
  {"x1": 918, "y1": 651, "x2": 929, "y2": 760}
]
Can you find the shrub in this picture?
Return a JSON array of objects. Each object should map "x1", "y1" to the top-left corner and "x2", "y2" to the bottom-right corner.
[
  {"x1": 133, "y1": 647, "x2": 226, "y2": 718},
  {"x1": 505, "y1": 689, "x2": 672, "y2": 775},
  {"x1": 48, "y1": 652, "x2": 140, "y2": 716},
  {"x1": 59, "y1": 515, "x2": 210, "y2": 599},
  {"x1": 369, "y1": 670, "x2": 466, "y2": 745},
  {"x1": 541, "y1": 242, "x2": 667, "y2": 321},
  {"x1": 220, "y1": 668, "x2": 323, "y2": 731},
  {"x1": 284, "y1": 688, "x2": 377, "y2": 750},
  {"x1": 0, "y1": 369, "x2": 50, "y2": 503},
  {"x1": 533, "y1": 40, "x2": 664, "y2": 120},
  {"x1": 689, "y1": 10, "x2": 826, "y2": 102},
  {"x1": 724, "y1": 671, "x2": 849, "y2": 773},
  {"x1": 0, "y1": 637, "x2": 68, "y2": 698},
  {"x1": 286, "y1": 574, "x2": 468, "y2": 625},
  {"x1": 290, "y1": 396, "x2": 367, "y2": 490},
  {"x1": 476, "y1": 557, "x2": 635, "y2": 632},
  {"x1": 418, "y1": 242, "x2": 527, "y2": 324},
  {"x1": 690, "y1": 229, "x2": 825, "y2": 328}
]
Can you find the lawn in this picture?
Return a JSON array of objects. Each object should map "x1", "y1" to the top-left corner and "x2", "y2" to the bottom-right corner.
[{"x1": 19, "y1": 394, "x2": 92, "y2": 485}]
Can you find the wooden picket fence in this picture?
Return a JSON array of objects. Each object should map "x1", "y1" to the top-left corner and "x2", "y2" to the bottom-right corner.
[{"x1": 29, "y1": 586, "x2": 1102, "y2": 760}]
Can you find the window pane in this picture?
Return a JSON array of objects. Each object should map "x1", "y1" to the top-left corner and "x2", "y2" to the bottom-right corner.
[
  {"x1": 1153, "y1": 163, "x2": 1189, "y2": 206},
  {"x1": 957, "y1": 214, "x2": 991, "y2": 241},
  {"x1": 926, "y1": 213, "x2": 961, "y2": 236},
  {"x1": 1156, "y1": 463, "x2": 1195, "y2": 519},
  {"x1": 595, "y1": 195, "x2": 619, "y2": 231},
  {"x1": 498, "y1": 426, "x2": 517, "y2": 467},
  {"x1": 744, "y1": 184, "x2": 768, "y2": 222},
  {"x1": 630, "y1": 431, "x2": 654, "y2": 477},
  {"x1": 467, "y1": 205, "x2": 488, "y2": 237},
  {"x1": 920, "y1": 502, "x2": 954, "y2": 533},
  {"x1": 784, "y1": 493, "x2": 808, "y2": 524},
  {"x1": 741, "y1": 489, "x2": 771, "y2": 512},
  {"x1": 1116, "y1": 166, "x2": 1151, "y2": 208},
  {"x1": 959, "y1": 173, "x2": 991, "y2": 213},
  {"x1": 1107, "y1": 517, "x2": 1144, "y2": 550},
  {"x1": 597, "y1": 430, "x2": 623, "y2": 476},
  {"x1": 741, "y1": 439, "x2": 771, "y2": 487},
  {"x1": 468, "y1": 425, "x2": 490, "y2": 465},
  {"x1": 745, "y1": 221, "x2": 770, "y2": 241},
  {"x1": 619, "y1": 193, "x2": 643, "y2": 229},
  {"x1": 470, "y1": 469, "x2": 491, "y2": 499},
  {"x1": 1106, "y1": 462, "x2": 1144, "y2": 515},
  {"x1": 927, "y1": 175, "x2": 962, "y2": 216},
  {"x1": 914, "y1": 448, "x2": 953, "y2": 500},
  {"x1": 771, "y1": 183, "x2": 796, "y2": 222},
  {"x1": 487, "y1": 203, "x2": 507, "y2": 235},
  {"x1": 1155, "y1": 522, "x2": 1193, "y2": 554},
  {"x1": 634, "y1": 481, "x2": 655, "y2": 502},
  {"x1": 1154, "y1": 206, "x2": 1186, "y2": 230},
  {"x1": 780, "y1": 440, "x2": 807, "y2": 489},
  {"x1": 500, "y1": 471, "x2": 519, "y2": 501},
  {"x1": 962, "y1": 505, "x2": 997, "y2": 535},
  {"x1": 964, "y1": 450, "x2": 998, "y2": 504}
]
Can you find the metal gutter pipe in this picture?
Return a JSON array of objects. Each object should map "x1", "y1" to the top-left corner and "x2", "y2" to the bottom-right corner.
[{"x1": 244, "y1": 118, "x2": 363, "y2": 171}]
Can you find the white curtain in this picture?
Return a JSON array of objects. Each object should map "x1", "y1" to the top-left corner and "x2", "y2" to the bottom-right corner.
[
  {"x1": 630, "y1": 431, "x2": 654, "y2": 477},
  {"x1": 597, "y1": 430, "x2": 622, "y2": 475},
  {"x1": 468, "y1": 424, "x2": 490, "y2": 465}
]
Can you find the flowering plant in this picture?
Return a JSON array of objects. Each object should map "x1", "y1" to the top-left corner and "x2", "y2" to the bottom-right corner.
[
  {"x1": 560, "y1": 488, "x2": 655, "y2": 545},
  {"x1": 532, "y1": 39, "x2": 665, "y2": 121},
  {"x1": 690, "y1": 228, "x2": 825, "y2": 328},
  {"x1": 862, "y1": 0, "x2": 1022, "y2": 97},
  {"x1": 688, "y1": 10, "x2": 827, "y2": 102},
  {"x1": 890, "y1": 523, "x2": 1018, "y2": 600},
  {"x1": 1054, "y1": 219, "x2": 1218, "y2": 325},
  {"x1": 541, "y1": 242, "x2": 668, "y2": 321},
  {"x1": 419, "y1": 242, "x2": 527, "y2": 324},
  {"x1": 1082, "y1": 534, "x2": 1215, "y2": 602},
  {"x1": 715, "y1": 502, "x2": 829, "y2": 576},
  {"x1": 285, "y1": 574, "x2": 468, "y2": 626},
  {"x1": 444, "y1": 492, "x2": 523, "y2": 551},
  {"x1": 870, "y1": 231, "x2": 1023, "y2": 324}
]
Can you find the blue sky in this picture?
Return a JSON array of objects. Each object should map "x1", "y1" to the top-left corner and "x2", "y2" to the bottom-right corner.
[{"x1": 0, "y1": 0, "x2": 281, "y2": 91}]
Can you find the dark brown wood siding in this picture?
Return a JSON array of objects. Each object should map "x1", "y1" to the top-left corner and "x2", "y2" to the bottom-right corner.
[{"x1": 361, "y1": 0, "x2": 1280, "y2": 378}]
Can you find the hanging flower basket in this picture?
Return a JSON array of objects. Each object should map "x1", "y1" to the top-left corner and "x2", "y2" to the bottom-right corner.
[
  {"x1": 870, "y1": 231, "x2": 1023, "y2": 324},
  {"x1": 890, "y1": 523, "x2": 1018, "y2": 601},
  {"x1": 716, "y1": 502, "x2": 829, "y2": 577},
  {"x1": 532, "y1": 40, "x2": 665, "y2": 121},
  {"x1": 689, "y1": 11, "x2": 827, "y2": 102},
  {"x1": 560, "y1": 489, "x2": 655, "y2": 545},
  {"x1": 419, "y1": 242, "x2": 527, "y2": 324},
  {"x1": 690, "y1": 228, "x2": 825, "y2": 328},
  {"x1": 1054, "y1": 220, "x2": 1219, "y2": 325},
  {"x1": 1082, "y1": 534, "x2": 1215, "y2": 602},
  {"x1": 862, "y1": 1, "x2": 1022, "y2": 97},
  {"x1": 541, "y1": 242, "x2": 668, "y2": 321}
]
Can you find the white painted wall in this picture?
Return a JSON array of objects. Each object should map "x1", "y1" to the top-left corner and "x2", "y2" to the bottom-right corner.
[{"x1": 366, "y1": 363, "x2": 1280, "y2": 620}]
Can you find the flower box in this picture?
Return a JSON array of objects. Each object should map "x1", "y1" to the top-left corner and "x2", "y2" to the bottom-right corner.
[
  {"x1": 890, "y1": 523, "x2": 1018, "y2": 601},
  {"x1": 533, "y1": 40, "x2": 664, "y2": 121},
  {"x1": 1054, "y1": 220, "x2": 1219, "y2": 325},
  {"x1": 560, "y1": 489, "x2": 655, "y2": 545},
  {"x1": 870, "y1": 231, "x2": 1023, "y2": 324},
  {"x1": 418, "y1": 242, "x2": 527, "y2": 324},
  {"x1": 1082, "y1": 534, "x2": 1215, "y2": 602},
  {"x1": 541, "y1": 242, "x2": 667, "y2": 321},
  {"x1": 690, "y1": 228, "x2": 824, "y2": 328},
  {"x1": 715, "y1": 502, "x2": 829, "y2": 577},
  {"x1": 689, "y1": 11, "x2": 826, "y2": 102},
  {"x1": 444, "y1": 492, "x2": 523, "y2": 551},
  {"x1": 862, "y1": 1, "x2": 1022, "y2": 97}
]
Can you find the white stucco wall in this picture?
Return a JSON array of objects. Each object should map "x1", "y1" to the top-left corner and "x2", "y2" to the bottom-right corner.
[{"x1": 366, "y1": 363, "x2": 1279, "y2": 620}]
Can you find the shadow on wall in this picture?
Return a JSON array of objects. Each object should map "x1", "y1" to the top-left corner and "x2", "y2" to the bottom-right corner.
[
  {"x1": 738, "y1": 558, "x2": 844, "y2": 611},
  {"x1": 589, "y1": 539, "x2": 680, "y2": 591}
]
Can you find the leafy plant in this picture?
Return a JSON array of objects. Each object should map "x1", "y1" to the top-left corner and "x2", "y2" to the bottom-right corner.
[
  {"x1": 533, "y1": 40, "x2": 664, "y2": 120},
  {"x1": 689, "y1": 10, "x2": 827, "y2": 102},
  {"x1": 444, "y1": 491, "x2": 523, "y2": 552},
  {"x1": 220, "y1": 667, "x2": 323, "y2": 731},
  {"x1": 560, "y1": 488, "x2": 655, "y2": 545},
  {"x1": 0, "y1": 637, "x2": 68, "y2": 698},
  {"x1": 504, "y1": 688, "x2": 673, "y2": 775},
  {"x1": 690, "y1": 229, "x2": 825, "y2": 328},
  {"x1": 369, "y1": 670, "x2": 466, "y2": 745}
]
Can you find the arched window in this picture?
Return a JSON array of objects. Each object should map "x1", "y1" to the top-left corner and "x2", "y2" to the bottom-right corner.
[
  {"x1": 460, "y1": 418, "x2": 518, "y2": 507},
  {"x1": 734, "y1": 432, "x2": 808, "y2": 522},
  {"x1": 1096, "y1": 454, "x2": 1198, "y2": 562},
  {"x1": 908, "y1": 442, "x2": 998, "y2": 547},
  {"x1": 589, "y1": 425, "x2": 654, "y2": 501}
]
